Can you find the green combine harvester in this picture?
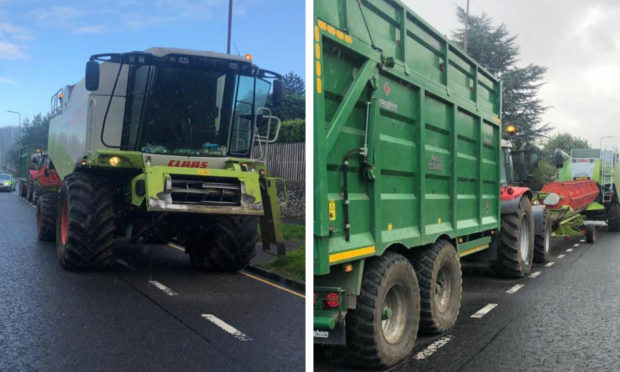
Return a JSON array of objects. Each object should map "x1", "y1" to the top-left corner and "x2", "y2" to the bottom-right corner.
[
  {"x1": 43, "y1": 47, "x2": 285, "y2": 271},
  {"x1": 538, "y1": 146, "x2": 620, "y2": 240}
]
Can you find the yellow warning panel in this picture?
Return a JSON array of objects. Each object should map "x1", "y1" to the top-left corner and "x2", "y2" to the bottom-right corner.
[{"x1": 329, "y1": 200, "x2": 336, "y2": 221}]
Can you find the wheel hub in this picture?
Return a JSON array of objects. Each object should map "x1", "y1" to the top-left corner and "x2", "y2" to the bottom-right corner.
[
  {"x1": 434, "y1": 267, "x2": 451, "y2": 313},
  {"x1": 381, "y1": 285, "x2": 407, "y2": 344},
  {"x1": 520, "y1": 214, "x2": 531, "y2": 262}
]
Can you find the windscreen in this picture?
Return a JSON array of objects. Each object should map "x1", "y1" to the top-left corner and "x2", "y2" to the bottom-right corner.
[{"x1": 123, "y1": 63, "x2": 270, "y2": 157}]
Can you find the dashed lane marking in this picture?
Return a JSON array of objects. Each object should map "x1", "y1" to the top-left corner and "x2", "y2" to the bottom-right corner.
[
  {"x1": 148, "y1": 280, "x2": 178, "y2": 296},
  {"x1": 116, "y1": 259, "x2": 135, "y2": 270},
  {"x1": 545, "y1": 261, "x2": 555, "y2": 267},
  {"x1": 573, "y1": 243, "x2": 580, "y2": 247},
  {"x1": 580, "y1": 239, "x2": 585, "y2": 243},
  {"x1": 506, "y1": 284, "x2": 524, "y2": 294},
  {"x1": 557, "y1": 254, "x2": 566, "y2": 259},
  {"x1": 201, "y1": 314, "x2": 252, "y2": 341},
  {"x1": 529, "y1": 271, "x2": 541, "y2": 278},
  {"x1": 413, "y1": 335, "x2": 453, "y2": 360},
  {"x1": 240, "y1": 271, "x2": 305, "y2": 299},
  {"x1": 471, "y1": 303, "x2": 498, "y2": 318},
  {"x1": 566, "y1": 248, "x2": 573, "y2": 253}
]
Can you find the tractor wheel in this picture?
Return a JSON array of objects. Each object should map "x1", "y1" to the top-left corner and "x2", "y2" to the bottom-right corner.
[
  {"x1": 346, "y1": 252, "x2": 420, "y2": 369},
  {"x1": 19, "y1": 181, "x2": 26, "y2": 197},
  {"x1": 56, "y1": 173, "x2": 116, "y2": 270},
  {"x1": 585, "y1": 225, "x2": 596, "y2": 243},
  {"x1": 494, "y1": 197, "x2": 535, "y2": 277},
  {"x1": 186, "y1": 216, "x2": 258, "y2": 272},
  {"x1": 37, "y1": 192, "x2": 58, "y2": 242},
  {"x1": 26, "y1": 183, "x2": 33, "y2": 203},
  {"x1": 608, "y1": 204, "x2": 620, "y2": 232},
  {"x1": 534, "y1": 210, "x2": 551, "y2": 263},
  {"x1": 411, "y1": 240, "x2": 462, "y2": 334}
]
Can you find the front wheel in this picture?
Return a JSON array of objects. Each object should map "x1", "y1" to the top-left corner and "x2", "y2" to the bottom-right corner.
[
  {"x1": 346, "y1": 252, "x2": 420, "y2": 369},
  {"x1": 534, "y1": 210, "x2": 551, "y2": 263},
  {"x1": 37, "y1": 192, "x2": 58, "y2": 242},
  {"x1": 185, "y1": 216, "x2": 258, "y2": 272},
  {"x1": 56, "y1": 173, "x2": 116, "y2": 270},
  {"x1": 585, "y1": 225, "x2": 596, "y2": 243}
]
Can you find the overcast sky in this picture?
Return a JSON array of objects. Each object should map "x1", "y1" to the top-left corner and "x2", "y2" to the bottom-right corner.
[{"x1": 404, "y1": 0, "x2": 620, "y2": 149}]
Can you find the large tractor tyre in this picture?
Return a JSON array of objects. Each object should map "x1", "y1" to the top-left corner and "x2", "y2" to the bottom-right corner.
[
  {"x1": 494, "y1": 197, "x2": 535, "y2": 277},
  {"x1": 585, "y1": 225, "x2": 596, "y2": 243},
  {"x1": 19, "y1": 181, "x2": 26, "y2": 197},
  {"x1": 56, "y1": 173, "x2": 116, "y2": 270},
  {"x1": 411, "y1": 239, "x2": 462, "y2": 334},
  {"x1": 608, "y1": 204, "x2": 620, "y2": 232},
  {"x1": 37, "y1": 192, "x2": 58, "y2": 242},
  {"x1": 187, "y1": 216, "x2": 259, "y2": 272},
  {"x1": 346, "y1": 252, "x2": 420, "y2": 369},
  {"x1": 26, "y1": 183, "x2": 34, "y2": 203},
  {"x1": 534, "y1": 211, "x2": 551, "y2": 264}
]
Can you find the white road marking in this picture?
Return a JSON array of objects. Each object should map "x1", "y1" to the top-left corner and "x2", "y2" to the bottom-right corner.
[
  {"x1": 566, "y1": 248, "x2": 573, "y2": 253},
  {"x1": 168, "y1": 243, "x2": 185, "y2": 252},
  {"x1": 580, "y1": 239, "x2": 585, "y2": 243},
  {"x1": 529, "y1": 271, "x2": 541, "y2": 278},
  {"x1": 201, "y1": 314, "x2": 252, "y2": 341},
  {"x1": 413, "y1": 335, "x2": 453, "y2": 360},
  {"x1": 574, "y1": 243, "x2": 580, "y2": 247},
  {"x1": 116, "y1": 259, "x2": 135, "y2": 270},
  {"x1": 148, "y1": 280, "x2": 178, "y2": 296},
  {"x1": 506, "y1": 284, "x2": 524, "y2": 294},
  {"x1": 471, "y1": 303, "x2": 498, "y2": 318},
  {"x1": 545, "y1": 261, "x2": 555, "y2": 267},
  {"x1": 557, "y1": 254, "x2": 566, "y2": 259}
]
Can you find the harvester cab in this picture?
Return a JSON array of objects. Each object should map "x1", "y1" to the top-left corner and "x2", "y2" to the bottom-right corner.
[{"x1": 44, "y1": 47, "x2": 288, "y2": 270}]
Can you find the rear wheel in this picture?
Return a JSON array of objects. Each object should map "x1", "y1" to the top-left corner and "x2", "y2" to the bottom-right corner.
[
  {"x1": 608, "y1": 204, "x2": 620, "y2": 232},
  {"x1": 585, "y1": 225, "x2": 596, "y2": 243},
  {"x1": 26, "y1": 183, "x2": 33, "y2": 203},
  {"x1": 185, "y1": 216, "x2": 258, "y2": 271},
  {"x1": 412, "y1": 240, "x2": 462, "y2": 334},
  {"x1": 494, "y1": 197, "x2": 534, "y2": 277},
  {"x1": 56, "y1": 173, "x2": 116, "y2": 270},
  {"x1": 37, "y1": 192, "x2": 58, "y2": 241},
  {"x1": 346, "y1": 252, "x2": 420, "y2": 369},
  {"x1": 19, "y1": 181, "x2": 26, "y2": 197},
  {"x1": 534, "y1": 211, "x2": 551, "y2": 263}
]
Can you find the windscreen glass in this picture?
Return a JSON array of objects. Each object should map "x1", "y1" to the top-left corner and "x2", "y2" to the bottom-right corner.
[{"x1": 127, "y1": 64, "x2": 263, "y2": 157}]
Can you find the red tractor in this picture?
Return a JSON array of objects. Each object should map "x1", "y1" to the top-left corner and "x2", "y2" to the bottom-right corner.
[{"x1": 25, "y1": 152, "x2": 61, "y2": 204}]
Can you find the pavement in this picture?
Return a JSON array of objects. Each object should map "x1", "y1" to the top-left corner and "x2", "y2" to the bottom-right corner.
[
  {"x1": 0, "y1": 190, "x2": 305, "y2": 371},
  {"x1": 316, "y1": 229, "x2": 620, "y2": 371}
]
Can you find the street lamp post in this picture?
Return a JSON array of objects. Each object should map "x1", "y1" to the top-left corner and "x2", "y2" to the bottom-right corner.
[
  {"x1": 227, "y1": 0, "x2": 233, "y2": 54},
  {"x1": 6, "y1": 110, "x2": 22, "y2": 179}
]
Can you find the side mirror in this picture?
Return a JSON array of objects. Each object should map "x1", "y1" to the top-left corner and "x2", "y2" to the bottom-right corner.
[
  {"x1": 85, "y1": 61, "x2": 100, "y2": 91},
  {"x1": 554, "y1": 148, "x2": 567, "y2": 169},
  {"x1": 272, "y1": 79, "x2": 284, "y2": 107}
]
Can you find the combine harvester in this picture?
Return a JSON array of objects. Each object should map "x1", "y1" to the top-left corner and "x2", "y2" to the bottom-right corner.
[{"x1": 538, "y1": 146, "x2": 620, "y2": 243}]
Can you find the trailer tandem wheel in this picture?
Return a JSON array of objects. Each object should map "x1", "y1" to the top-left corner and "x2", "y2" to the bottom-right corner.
[
  {"x1": 412, "y1": 239, "x2": 462, "y2": 334},
  {"x1": 534, "y1": 210, "x2": 551, "y2": 263},
  {"x1": 346, "y1": 251, "x2": 420, "y2": 369}
]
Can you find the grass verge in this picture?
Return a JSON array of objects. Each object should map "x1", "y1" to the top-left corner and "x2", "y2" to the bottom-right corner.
[{"x1": 260, "y1": 246, "x2": 305, "y2": 282}]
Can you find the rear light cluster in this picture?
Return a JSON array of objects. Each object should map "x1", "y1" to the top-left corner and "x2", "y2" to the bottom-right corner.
[{"x1": 314, "y1": 292, "x2": 341, "y2": 310}]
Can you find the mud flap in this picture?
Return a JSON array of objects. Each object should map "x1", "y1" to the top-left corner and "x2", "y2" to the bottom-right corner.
[{"x1": 259, "y1": 176, "x2": 285, "y2": 255}]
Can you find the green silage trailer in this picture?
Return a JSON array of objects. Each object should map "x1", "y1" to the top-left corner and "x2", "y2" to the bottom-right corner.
[{"x1": 313, "y1": 0, "x2": 516, "y2": 368}]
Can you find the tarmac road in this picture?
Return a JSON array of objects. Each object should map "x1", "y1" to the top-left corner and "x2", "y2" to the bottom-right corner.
[
  {"x1": 316, "y1": 227, "x2": 620, "y2": 371},
  {"x1": 0, "y1": 191, "x2": 305, "y2": 371}
]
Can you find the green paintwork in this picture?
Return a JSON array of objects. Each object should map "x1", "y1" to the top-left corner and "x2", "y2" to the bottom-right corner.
[
  {"x1": 551, "y1": 212, "x2": 584, "y2": 238},
  {"x1": 457, "y1": 236, "x2": 492, "y2": 255},
  {"x1": 586, "y1": 202, "x2": 605, "y2": 211},
  {"x1": 314, "y1": 0, "x2": 501, "y2": 280}
]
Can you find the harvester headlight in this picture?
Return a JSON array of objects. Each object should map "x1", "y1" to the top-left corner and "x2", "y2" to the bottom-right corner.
[{"x1": 109, "y1": 156, "x2": 120, "y2": 166}]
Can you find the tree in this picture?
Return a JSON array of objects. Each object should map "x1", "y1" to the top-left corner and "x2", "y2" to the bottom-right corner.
[
  {"x1": 452, "y1": 7, "x2": 551, "y2": 147},
  {"x1": 541, "y1": 132, "x2": 590, "y2": 163},
  {"x1": 283, "y1": 71, "x2": 305, "y2": 96},
  {"x1": 271, "y1": 71, "x2": 305, "y2": 121}
]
